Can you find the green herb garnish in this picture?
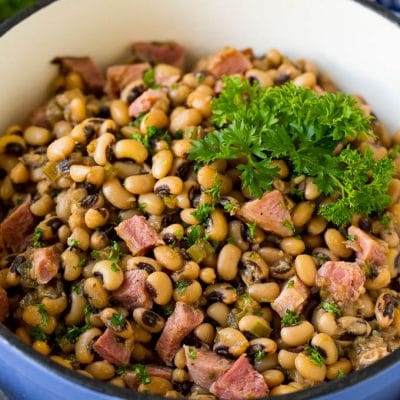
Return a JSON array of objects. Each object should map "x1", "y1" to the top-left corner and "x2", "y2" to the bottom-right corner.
[
  {"x1": 337, "y1": 369, "x2": 346, "y2": 378},
  {"x1": 287, "y1": 279, "x2": 295, "y2": 288},
  {"x1": 254, "y1": 350, "x2": 265, "y2": 362},
  {"x1": 110, "y1": 312, "x2": 126, "y2": 328},
  {"x1": 108, "y1": 240, "x2": 122, "y2": 263},
  {"x1": 226, "y1": 236, "x2": 236, "y2": 244},
  {"x1": 71, "y1": 284, "x2": 81, "y2": 295},
  {"x1": 68, "y1": 238, "x2": 80, "y2": 247},
  {"x1": 91, "y1": 250, "x2": 101, "y2": 259},
  {"x1": 131, "y1": 126, "x2": 169, "y2": 150},
  {"x1": 380, "y1": 214, "x2": 390, "y2": 226},
  {"x1": 143, "y1": 68, "x2": 160, "y2": 89},
  {"x1": 28, "y1": 326, "x2": 47, "y2": 341},
  {"x1": 191, "y1": 203, "x2": 215, "y2": 223},
  {"x1": 283, "y1": 219, "x2": 296, "y2": 235},
  {"x1": 186, "y1": 225, "x2": 203, "y2": 246},
  {"x1": 138, "y1": 203, "x2": 147, "y2": 213},
  {"x1": 321, "y1": 301, "x2": 342, "y2": 317},
  {"x1": 305, "y1": 345, "x2": 325, "y2": 366},
  {"x1": 63, "y1": 324, "x2": 90, "y2": 344},
  {"x1": 110, "y1": 263, "x2": 120, "y2": 272},
  {"x1": 204, "y1": 175, "x2": 222, "y2": 202},
  {"x1": 346, "y1": 235, "x2": 355, "y2": 241},
  {"x1": 173, "y1": 230, "x2": 184, "y2": 240},
  {"x1": 32, "y1": 227, "x2": 43, "y2": 248},
  {"x1": 188, "y1": 347, "x2": 197, "y2": 360},
  {"x1": 135, "y1": 364, "x2": 152, "y2": 385},
  {"x1": 78, "y1": 258, "x2": 87, "y2": 268},
  {"x1": 281, "y1": 309, "x2": 300, "y2": 327},
  {"x1": 246, "y1": 223, "x2": 257, "y2": 240},
  {"x1": 163, "y1": 304, "x2": 174, "y2": 317},
  {"x1": 38, "y1": 304, "x2": 49, "y2": 326},
  {"x1": 176, "y1": 280, "x2": 188, "y2": 294}
]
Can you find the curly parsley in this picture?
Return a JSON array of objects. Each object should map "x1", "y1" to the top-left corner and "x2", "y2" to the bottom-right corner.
[
  {"x1": 281, "y1": 309, "x2": 300, "y2": 327},
  {"x1": 321, "y1": 301, "x2": 342, "y2": 317},
  {"x1": 110, "y1": 312, "x2": 126, "y2": 329},
  {"x1": 32, "y1": 227, "x2": 43, "y2": 248},
  {"x1": 305, "y1": 345, "x2": 325, "y2": 366},
  {"x1": 38, "y1": 304, "x2": 49, "y2": 326},
  {"x1": 191, "y1": 203, "x2": 215, "y2": 223},
  {"x1": 188, "y1": 347, "x2": 197, "y2": 360}
]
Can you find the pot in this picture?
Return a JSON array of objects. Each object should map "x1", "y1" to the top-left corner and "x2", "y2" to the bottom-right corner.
[{"x1": 0, "y1": 0, "x2": 399, "y2": 399}]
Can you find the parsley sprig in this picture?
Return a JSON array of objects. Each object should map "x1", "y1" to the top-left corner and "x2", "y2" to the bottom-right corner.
[
  {"x1": 110, "y1": 312, "x2": 126, "y2": 329},
  {"x1": 281, "y1": 309, "x2": 300, "y2": 327},
  {"x1": 321, "y1": 301, "x2": 342, "y2": 317},
  {"x1": 32, "y1": 227, "x2": 43, "y2": 248},
  {"x1": 305, "y1": 345, "x2": 325, "y2": 366},
  {"x1": 191, "y1": 203, "x2": 215, "y2": 223},
  {"x1": 38, "y1": 304, "x2": 49, "y2": 326}
]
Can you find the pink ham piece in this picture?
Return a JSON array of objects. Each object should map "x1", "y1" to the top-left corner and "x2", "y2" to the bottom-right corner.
[
  {"x1": 271, "y1": 275, "x2": 309, "y2": 318},
  {"x1": 0, "y1": 198, "x2": 35, "y2": 253},
  {"x1": 93, "y1": 328, "x2": 132, "y2": 365},
  {"x1": 52, "y1": 57, "x2": 105, "y2": 95},
  {"x1": 29, "y1": 103, "x2": 48, "y2": 128},
  {"x1": 115, "y1": 215, "x2": 163, "y2": 256},
  {"x1": 210, "y1": 355, "x2": 269, "y2": 400},
  {"x1": 124, "y1": 365, "x2": 172, "y2": 389},
  {"x1": 156, "y1": 302, "x2": 204, "y2": 366},
  {"x1": 184, "y1": 346, "x2": 232, "y2": 390},
  {"x1": 111, "y1": 269, "x2": 153, "y2": 310},
  {"x1": 106, "y1": 63, "x2": 150, "y2": 96},
  {"x1": 0, "y1": 287, "x2": 9, "y2": 323},
  {"x1": 31, "y1": 246, "x2": 60, "y2": 285},
  {"x1": 132, "y1": 41, "x2": 185, "y2": 69},
  {"x1": 237, "y1": 190, "x2": 294, "y2": 237},
  {"x1": 206, "y1": 47, "x2": 252, "y2": 78},
  {"x1": 316, "y1": 261, "x2": 365, "y2": 305},
  {"x1": 128, "y1": 88, "x2": 168, "y2": 118},
  {"x1": 346, "y1": 225, "x2": 388, "y2": 267}
]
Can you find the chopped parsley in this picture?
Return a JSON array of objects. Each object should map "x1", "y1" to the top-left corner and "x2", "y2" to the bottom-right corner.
[
  {"x1": 176, "y1": 280, "x2": 189, "y2": 294},
  {"x1": 191, "y1": 203, "x2": 215, "y2": 223},
  {"x1": 380, "y1": 214, "x2": 390, "y2": 226},
  {"x1": 38, "y1": 304, "x2": 49, "y2": 326},
  {"x1": 287, "y1": 279, "x2": 295, "y2": 288},
  {"x1": 305, "y1": 345, "x2": 325, "y2": 366},
  {"x1": 163, "y1": 304, "x2": 174, "y2": 317},
  {"x1": 254, "y1": 350, "x2": 265, "y2": 362},
  {"x1": 138, "y1": 203, "x2": 147, "y2": 213},
  {"x1": 78, "y1": 258, "x2": 87, "y2": 268},
  {"x1": 71, "y1": 284, "x2": 81, "y2": 295},
  {"x1": 110, "y1": 263, "x2": 120, "y2": 272},
  {"x1": 186, "y1": 225, "x2": 203, "y2": 246},
  {"x1": 135, "y1": 364, "x2": 152, "y2": 385},
  {"x1": 110, "y1": 312, "x2": 126, "y2": 329},
  {"x1": 28, "y1": 326, "x2": 47, "y2": 341},
  {"x1": 131, "y1": 126, "x2": 169, "y2": 151},
  {"x1": 143, "y1": 68, "x2": 160, "y2": 89},
  {"x1": 321, "y1": 301, "x2": 342, "y2": 317},
  {"x1": 283, "y1": 219, "x2": 296, "y2": 235},
  {"x1": 32, "y1": 227, "x2": 43, "y2": 248},
  {"x1": 68, "y1": 238, "x2": 80, "y2": 247},
  {"x1": 173, "y1": 230, "x2": 184, "y2": 240},
  {"x1": 226, "y1": 236, "x2": 236, "y2": 244},
  {"x1": 91, "y1": 250, "x2": 101, "y2": 259},
  {"x1": 246, "y1": 223, "x2": 257, "y2": 240},
  {"x1": 346, "y1": 235, "x2": 355, "y2": 241},
  {"x1": 281, "y1": 309, "x2": 300, "y2": 327},
  {"x1": 204, "y1": 175, "x2": 222, "y2": 202},
  {"x1": 223, "y1": 202, "x2": 235, "y2": 213},
  {"x1": 337, "y1": 368, "x2": 346, "y2": 378},
  {"x1": 108, "y1": 240, "x2": 122, "y2": 263},
  {"x1": 188, "y1": 347, "x2": 197, "y2": 360},
  {"x1": 63, "y1": 324, "x2": 90, "y2": 344}
]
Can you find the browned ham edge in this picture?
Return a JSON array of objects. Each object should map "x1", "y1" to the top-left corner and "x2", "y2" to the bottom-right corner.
[
  {"x1": 128, "y1": 88, "x2": 168, "y2": 118},
  {"x1": 93, "y1": 328, "x2": 132, "y2": 365},
  {"x1": 155, "y1": 302, "x2": 204, "y2": 366},
  {"x1": 106, "y1": 63, "x2": 150, "y2": 96}
]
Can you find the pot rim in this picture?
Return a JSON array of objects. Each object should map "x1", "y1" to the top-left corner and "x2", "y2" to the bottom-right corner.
[{"x1": 0, "y1": 0, "x2": 399, "y2": 399}]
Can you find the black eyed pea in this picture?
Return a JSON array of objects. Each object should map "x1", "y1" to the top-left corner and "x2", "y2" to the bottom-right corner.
[
  {"x1": 61, "y1": 248, "x2": 82, "y2": 281},
  {"x1": 109, "y1": 377, "x2": 125, "y2": 388},
  {"x1": 131, "y1": 342, "x2": 154, "y2": 362},
  {"x1": 146, "y1": 271, "x2": 173, "y2": 305},
  {"x1": 280, "y1": 236, "x2": 306, "y2": 256},
  {"x1": 270, "y1": 385, "x2": 298, "y2": 395},
  {"x1": 169, "y1": 83, "x2": 191, "y2": 106},
  {"x1": 337, "y1": 316, "x2": 371, "y2": 337},
  {"x1": 86, "y1": 166, "x2": 105, "y2": 187},
  {"x1": 175, "y1": 181, "x2": 198, "y2": 209},
  {"x1": 131, "y1": 322, "x2": 152, "y2": 344},
  {"x1": 69, "y1": 165, "x2": 91, "y2": 183},
  {"x1": 213, "y1": 327, "x2": 249, "y2": 357},
  {"x1": 51, "y1": 356, "x2": 73, "y2": 369},
  {"x1": 253, "y1": 352, "x2": 279, "y2": 373},
  {"x1": 154, "y1": 245, "x2": 184, "y2": 271},
  {"x1": 180, "y1": 208, "x2": 200, "y2": 225},
  {"x1": 154, "y1": 63, "x2": 181, "y2": 84},
  {"x1": 133, "y1": 308, "x2": 165, "y2": 333},
  {"x1": 173, "y1": 280, "x2": 202, "y2": 304},
  {"x1": 293, "y1": 72, "x2": 317, "y2": 88},
  {"x1": 262, "y1": 369, "x2": 285, "y2": 388},
  {"x1": 30, "y1": 194, "x2": 54, "y2": 217},
  {"x1": 248, "y1": 282, "x2": 280, "y2": 302},
  {"x1": 113, "y1": 160, "x2": 142, "y2": 179},
  {"x1": 92, "y1": 260, "x2": 124, "y2": 291},
  {"x1": 32, "y1": 340, "x2": 51, "y2": 356},
  {"x1": 174, "y1": 348, "x2": 187, "y2": 369},
  {"x1": 68, "y1": 227, "x2": 90, "y2": 250},
  {"x1": 206, "y1": 302, "x2": 230, "y2": 327},
  {"x1": 240, "y1": 251, "x2": 269, "y2": 286},
  {"x1": 138, "y1": 377, "x2": 172, "y2": 395},
  {"x1": 186, "y1": 85, "x2": 213, "y2": 118},
  {"x1": 88, "y1": 133, "x2": 114, "y2": 166},
  {"x1": 124, "y1": 174, "x2": 156, "y2": 195},
  {"x1": 365, "y1": 267, "x2": 391, "y2": 290},
  {"x1": 138, "y1": 193, "x2": 165, "y2": 216},
  {"x1": 311, "y1": 333, "x2": 338, "y2": 365},
  {"x1": 197, "y1": 166, "x2": 232, "y2": 195},
  {"x1": 140, "y1": 109, "x2": 169, "y2": 134},
  {"x1": 103, "y1": 177, "x2": 135, "y2": 210},
  {"x1": 194, "y1": 323, "x2": 215, "y2": 346},
  {"x1": 22, "y1": 305, "x2": 57, "y2": 334},
  {"x1": 324, "y1": 228, "x2": 353, "y2": 258},
  {"x1": 64, "y1": 290, "x2": 87, "y2": 326},
  {"x1": 127, "y1": 256, "x2": 162, "y2": 273},
  {"x1": 69, "y1": 97, "x2": 86, "y2": 123},
  {"x1": 100, "y1": 308, "x2": 133, "y2": 339},
  {"x1": 114, "y1": 139, "x2": 148, "y2": 164},
  {"x1": 258, "y1": 246, "x2": 286, "y2": 266},
  {"x1": 154, "y1": 176, "x2": 184, "y2": 196},
  {"x1": 312, "y1": 308, "x2": 338, "y2": 337},
  {"x1": 152, "y1": 149, "x2": 173, "y2": 179},
  {"x1": 83, "y1": 277, "x2": 109, "y2": 309},
  {"x1": 280, "y1": 321, "x2": 315, "y2": 347},
  {"x1": 172, "y1": 261, "x2": 200, "y2": 282},
  {"x1": 228, "y1": 221, "x2": 249, "y2": 252},
  {"x1": 0, "y1": 134, "x2": 26, "y2": 155},
  {"x1": 46, "y1": 135, "x2": 75, "y2": 162},
  {"x1": 41, "y1": 293, "x2": 68, "y2": 316},
  {"x1": 172, "y1": 368, "x2": 190, "y2": 383},
  {"x1": 291, "y1": 201, "x2": 315, "y2": 228},
  {"x1": 199, "y1": 267, "x2": 216, "y2": 284},
  {"x1": 245, "y1": 69, "x2": 274, "y2": 88},
  {"x1": 295, "y1": 352, "x2": 326, "y2": 382},
  {"x1": 53, "y1": 120, "x2": 72, "y2": 138},
  {"x1": 99, "y1": 119, "x2": 117, "y2": 135},
  {"x1": 249, "y1": 338, "x2": 278, "y2": 355},
  {"x1": 205, "y1": 209, "x2": 228, "y2": 242},
  {"x1": 85, "y1": 361, "x2": 115, "y2": 381},
  {"x1": 375, "y1": 293, "x2": 395, "y2": 329},
  {"x1": 204, "y1": 283, "x2": 237, "y2": 304},
  {"x1": 307, "y1": 215, "x2": 328, "y2": 235},
  {"x1": 110, "y1": 100, "x2": 130, "y2": 126},
  {"x1": 305, "y1": 178, "x2": 321, "y2": 200},
  {"x1": 171, "y1": 138, "x2": 193, "y2": 158},
  {"x1": 278, "y1": 349, "x2": 298, "y2": 370},
  {"x1": 90, "y1": 231, "x2": 109, "y2": 250},
  {"x1": 238, "y1": 315, "x2": 272, "y2": 338},
  {"x1": 326, "y1": 358, "x2": 352, "y2": 380},
  {"x1": 75, "y1": 327, "x2": 102, "y2": 364},
  {"x1": 9, "y1": 162, "x2": 30, "y2": 184},
  {"x1": 294, "y1": 254, "x2": 317, "y2": 286},
  {"x1": 170, "y1": 107, "x2": 202, "y2": 134},
  {"x1": 84, "y1": 208, "x2": 109, "y2": 230},
  {"x1": 356, "y1": 293, "x2": 375, "y2": 319}
]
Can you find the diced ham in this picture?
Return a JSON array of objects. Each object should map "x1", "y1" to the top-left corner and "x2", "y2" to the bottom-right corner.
[
  {"x1": 124, "y1": 365, "x2": 172, "y2": 389},
  {"x1": 93, "y1": 328, "x2": 132, "y2": 365},
  {"x1": 184, "y1": 346, "x2": 232, "y2": 390},
  {"x1": 52, "y1": 57, "x2": 105, "y2": 95},
  {"x1": 210, "y1": 355, "x2": 269, "y2": 400},
  {"x1": 106, "y1": 63, "x2": 150, "y2": 96},
  {"x1": 271, "y1": 276, "x2": 309, "y2": 318},
  {"x1": 29, "y1": 103, "x2": 48, "y2": 128},
  {"x1": 237, "y1": 190, "x2": 294, "y2": 237},
  {"x1": 316, "y1": 261, "x2": 365, "y2": 306},
  {"x1": 0, "y1": 198, "x2": 35, "y2": 253},
  {"x1": 132, "y1": 41, "x2": 185, "y2": 69},
  {"x1": 205, "y1": 47, "x2": 252, "y2": 78},
  {"x1": 128, "y1": 88, "x2": 168, "y2": 118},
  {"x1": 31, "y1": 246, "x2": 60, "y2": 285},
  {"x1": 115, "y1": 215, "x2": 163, "y2": 256},
  {"x1": 0, "y1": 287, "x2": 9, "y2": 323},
  {"x1": 111, "y1": 269, "x2": 152, "y2": 310},
  {"x1": 346, "y1": 225, "x2": 388, "y2": 267},
  {"x1": 156, "y1": 302, "x2": 204, "y2": 366}
]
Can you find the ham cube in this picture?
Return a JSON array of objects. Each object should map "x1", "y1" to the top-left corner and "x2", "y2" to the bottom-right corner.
[
  {"x1": 106, "y1": 63, "x2": 150, "y2": 96},
  {"x1": 0, "y1": 287, "x2": 9, "y2": 323},
  {"x1": 111, "y1": 269, "x2": 153, "y2": 310},
  {"x1": 93, "y1": 328, "x2": 132, "y2": 365},
  {"x1": 237, "y1": 190, "x2": 294, "y2": 237},
  {"x1": 128, "y1": 88, "x2": 168, "y2": 118},
  {"x1": 346, "y1": 226, "x2": 388, "y2": 267},
  {"x1": 210, "y1": 355, "x2": 269, "y2": 400},
  {"x1": 184, "y1": 346, "x2": 232, "y2": 390},
  {"x1": 31, "y1": 246, "x2": 60, "y2": 285},
  {"x1": 156, "y1": 302, "x2": 204, "y2": 366},
  {"x1": 206, "y1": 47, "x2": 252, "y2": 78},
  {"x1": 316, "y1": 261, "x2": 365, "y2": 305},
  {"x1": 0, "y1": 198, "x2": 35, "y2": 253},
  {"x1": 132, "y1": 41, "x2": 185, "y2": 69},
  {"x1": 271, "y1": 276, "x2": 309, "y2": 318},
  {"x1": 52, "y1": 57, "x2": 105, "y2": 95},
  {"x1": 115, "y1": 215, "x2": 163, "y2": 256}
]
